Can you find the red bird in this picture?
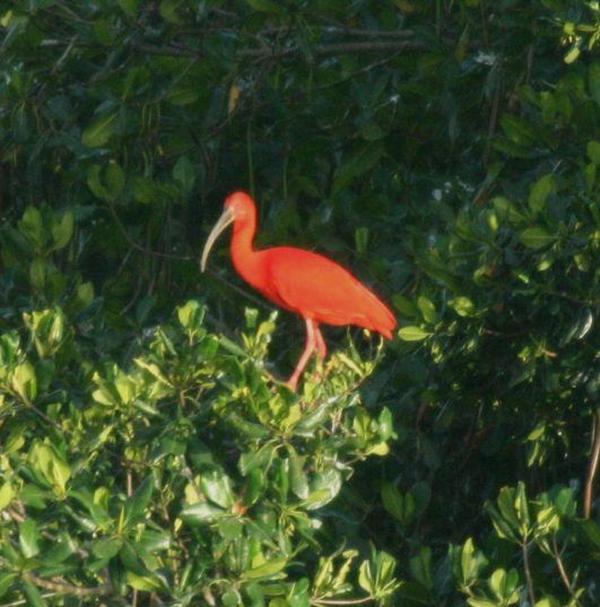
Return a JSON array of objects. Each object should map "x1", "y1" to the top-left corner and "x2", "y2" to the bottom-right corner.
[{"x1": 201, "y1": 191, "x2": 396, "y2": 390}]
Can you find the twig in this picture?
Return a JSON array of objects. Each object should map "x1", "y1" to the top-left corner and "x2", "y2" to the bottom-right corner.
[
  {"x1": 130, "y1": 39, "x2": 424, "y2": 61},
  {"x1": 316, "y1": 51, "x2": 404, "y2": 90},
  {"x1": 50, "y1": 34, "x2": 78, "y2": 75},
  {"x1": 322, "y1": 26, "x2": 415, "y2": 38},
  {"x1": 104, "y1": 202, "x2": 192, "y2": 261},
  {"x1": 242, "y1": 40, "x2": 426, "y2": 58},
  {"x1": 551, "y1": 535, "x2": 581, "y2": 603},
  {"x1": 23, "y1": 573, "x2": 112, "y2": 597},
  {"x1": 102, "y1": 201, "x2": 270, "y2": 310},
  {"x1": 3, "y1": 593, "x2": 58, "y2": 607},
  {"x1": 4, "y1": 387, "x2": 63, "y2": 432},
  {"x1": 522, "y1": 542, "x2": 536, "y2": 607},
  {"x1": 481, "y1": 79, "x2": 501, "y2": 169},
  {"x1": 584, "y1": 408, "x2": 600, "y2": 518},
  {"x1": 209, "y1": 7, "x2": 239, "y2": 19},
  {"x1": 312, "y1": 597, "x2": 373, "y2": 606}
]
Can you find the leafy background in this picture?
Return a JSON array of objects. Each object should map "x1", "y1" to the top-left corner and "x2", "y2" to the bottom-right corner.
[{"x1": 2, "y1": 1, "x2": 600, "y2": 606}]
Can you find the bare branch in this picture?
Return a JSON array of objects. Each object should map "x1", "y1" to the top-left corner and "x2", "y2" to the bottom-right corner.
[
  {"x1": 522, "y1": 542, "x2": 536, "y2": 607},
  {"x1": 23, "y1": 573, "x2": 112, "y2": 597},
  {"x1": 322, "y1": 26, "x2": 416, "y2": 38},
  {"x1": 127, "y1": 38, "x2": 425, "y2": 61},
  {"x1": 241, "y1": 39, "x2": 425, "y2": 58},
  {"x1": 584, "y1": 408, "x2": 600, "y2": 518}
]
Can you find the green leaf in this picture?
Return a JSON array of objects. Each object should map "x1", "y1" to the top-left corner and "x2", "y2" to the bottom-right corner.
[
  {"x1": 563, "y1": 43, "x2": 580, "y2": 64},
  {"x1": 29, "y1": 258, "x2": 46, "y2": 290},
  {"x1": 82, "y1": 111, "x2": 118, "y2": 148},
  {"x1": 358, "y1": 549, "x2": 400, "y2": 599},
  {"x1": 289, "y1": 450, "x2": 309, "y2": 499},
  {"x1": 76, "y1": 282, "x2": 95, "y2": 307},
  {"x1": 354, "y1": 226, "x2": 369, "y2": 255},
  {"x1": 126, "y1": 571, "x2": 163, "y2": 591},
  {"x1": 159, "y1": 0, "x2": 184, "y2": 23},
  {"x1": 417, "y1": 296, "x2": 437, "y2": 323},
  {"x1": 18, "y1": 206, "x2": 45, "y2": 249},
  {"x1": 0, "y1": 573, "x2": 18, "y2": 599},
  {"x1": 467, "y1": 599, "x2": 499, "y2": 607},
  {"x1": 181, "y1": 502, "x2": 226, "y2": 524},
  {"x1": 244, "y1": 0, "x2": 283, "y2": 13},
  {"x1": 535, "y1": 597, "x2": 561, "y2": 607},
  {"x1": 118, "y1": 0, "x2": 140, "y2": 17},
  {"x1": 587, "y1": 141, "x2": 600, "y2": 164},
  {"x1": 50, "y1": 210, "x2": 74, "y2": 251},
  {"x1": 397, "y1": 326, "x2": 431, "y2": 341},
  {"x1": 12, "y1": 362, "x2": 37, "y2": 401},
  {"x1": 125, "y1": 475, "x2": 155, "y2": 525},
  {"x1": 488, "y1": 568, "x2": 519, "y2": 601},
  {"x1": 485, "y1": 502, "x2": 519, "y2": 543},
  {"x1": 500, "y1": 114, "x2": 537, "y2": 146},
  {"x1": 243, "y1": 557, "x2": 288, "y2": 580},
  {"x1": 92, "y1": 537, "x2": 123, "y2": 559},
  {"x1": 105, "y1": 161, "x2": 125, "y2": 199},
  {"x1": 449, "y1": 296, "x2": 475, "y2": 317},
  {"x1": 132, "y1": 176, "x2": 161, "y2": 204},
  {"x1": 459, "y1": 538, "x2": 488, "y2": 586},
  {"x1": 381, "y1": 483, "x2": 414, "y2": 526},
  {"x1": 0, "y1": 482, "x2": 15, "y2": 510},
  {"x1": 42, "y1": 534, "x2": 76, "y2": 565},
  {"x1": 172, "y1": 155, "x2": 196, "y2": 194},
  {"x1": 87, "y1": 165, "x2": 111, "y2": 201},
  {"x1": 244, "y1": 468, "x2": 265, "y2": 506},
  {"x1": 578, "y1": 519, "x2": 600, "y2": 549},
  {"x1": 589, "y1": 61, "x2": 600, "y2": 106},
  {"x1": 520, "y1": 227, "x2": 556, "y2": 250},
  {"x1": 177, "y1": 300, "x2": 205, "y2": 331},
  {"x1": 134, "y1": 358, "x2": 172, "y2": 387},
  {"x1": 409, "y1": 547, "x2": 432, "y2": 591},
  {"x1": 392, "y1": 294, "x2": 418, "y2": 317},
  {"x1": 378, "y1": 407, "x2": 395, "y2": 441},
  {"x1": 303, "y1": 469, "x2": 342, "y2": 510},
  {"x1": 332, "y1": 144, "x2": 384, "y2": 194},
  {"x1": 19, "y1": 519, "x2": 40, "y2": 558},
  {"x1": 200, "y1": 470, "x2": 235, "y2": 509},
  {"x1": 528, "y1": 174, "x2": 555, "y2": 214},
  {"x1": 22, "y1": 579, "x2": 46, "y2": 607},
  {"x1": 114, "y1": 370, "x2": 136, "y2": 404}
]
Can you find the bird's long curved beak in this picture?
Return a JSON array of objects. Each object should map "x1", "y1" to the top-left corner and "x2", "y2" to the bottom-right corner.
[{"x1": 200, "y1": 207, "x2": 235, "y2": 272}]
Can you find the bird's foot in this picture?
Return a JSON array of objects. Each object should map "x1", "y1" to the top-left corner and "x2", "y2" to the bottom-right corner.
[{"x1": 284, "y1": 377, "x2": 299, "y2": 392}]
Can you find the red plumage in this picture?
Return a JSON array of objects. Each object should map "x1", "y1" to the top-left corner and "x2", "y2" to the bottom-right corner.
[
  {"x1": 201, "y1": 191, "x2": 396, "y2": 390},
  {"x1": 255, "y1": 247, "x2": 396, "y2": 338}
]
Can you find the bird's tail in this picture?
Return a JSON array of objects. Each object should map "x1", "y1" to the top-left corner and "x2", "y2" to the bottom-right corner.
[{"x1": 364, "y1": 292, "x2": 397, "y2": 340}]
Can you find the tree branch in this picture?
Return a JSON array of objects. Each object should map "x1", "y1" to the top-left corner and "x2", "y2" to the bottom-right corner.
[
  {"x1": 23, "y1": 573, "x2": 112, "y2": 597},
  {"x1": 322, "y1": 26, "x2": 416, "y2": 38},
  {"x1": 128, "y1": 38, "x2": 425, "y2": 61},
  {"x1": 313, "y1": 596, "x2": 373, "y2": 606},
  {"x1": 522, "y1": 541, "x2": 536, "y2": 607},
  {"x1": 244, "y1": 39, "x2": 426, "y2": 58},
  {"x1": 584, "y1": 407, "x2": 600, "y2": 518}
]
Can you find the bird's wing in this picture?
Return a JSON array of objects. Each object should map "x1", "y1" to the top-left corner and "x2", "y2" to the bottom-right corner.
[{"x1": 264, "y1": 247, "x2": 395, "y2": 336}]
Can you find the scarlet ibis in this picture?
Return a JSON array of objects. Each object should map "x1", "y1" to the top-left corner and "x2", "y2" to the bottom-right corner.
[{"x1": 201, "y1": 191, "x2": 396, "y2": 390}]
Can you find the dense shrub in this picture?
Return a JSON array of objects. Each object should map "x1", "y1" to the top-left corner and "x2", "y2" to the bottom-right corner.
[{"x1": 2, "y1": 1, "x2": 600, "y2": 605}]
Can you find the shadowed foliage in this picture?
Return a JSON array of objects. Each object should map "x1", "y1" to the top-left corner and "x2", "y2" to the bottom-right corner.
[{"x1": 2, "y1": 1, "x2": 600, "y2": 606}]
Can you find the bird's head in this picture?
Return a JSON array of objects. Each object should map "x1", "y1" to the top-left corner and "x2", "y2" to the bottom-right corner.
[
  {"x1": 200, "y1": 191, "x2": 256, "y2": 272},
  {"x1": 224, "y1": 191, "x2": 255, "y2": 222}
]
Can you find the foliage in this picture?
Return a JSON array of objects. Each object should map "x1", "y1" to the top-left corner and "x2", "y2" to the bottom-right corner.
[{"x1": 2, "y1": 0, "x2": 600, "y2": 605}]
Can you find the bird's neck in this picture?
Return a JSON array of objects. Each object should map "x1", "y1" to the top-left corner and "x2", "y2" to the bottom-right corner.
[{"x1": 230, "y1": 215, "x2": 264, "y2": 287}]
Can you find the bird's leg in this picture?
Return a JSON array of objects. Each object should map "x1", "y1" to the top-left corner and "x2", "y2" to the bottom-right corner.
[
  {"x1": 286, "y1": 318, "x2": 317, "y2": 391},
  {"x1": 311, "y1": 324, "x2": 331, "y2": 386},
  {"x1": 314, "y1": 324, "x2": 327, "y2": 360}
]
